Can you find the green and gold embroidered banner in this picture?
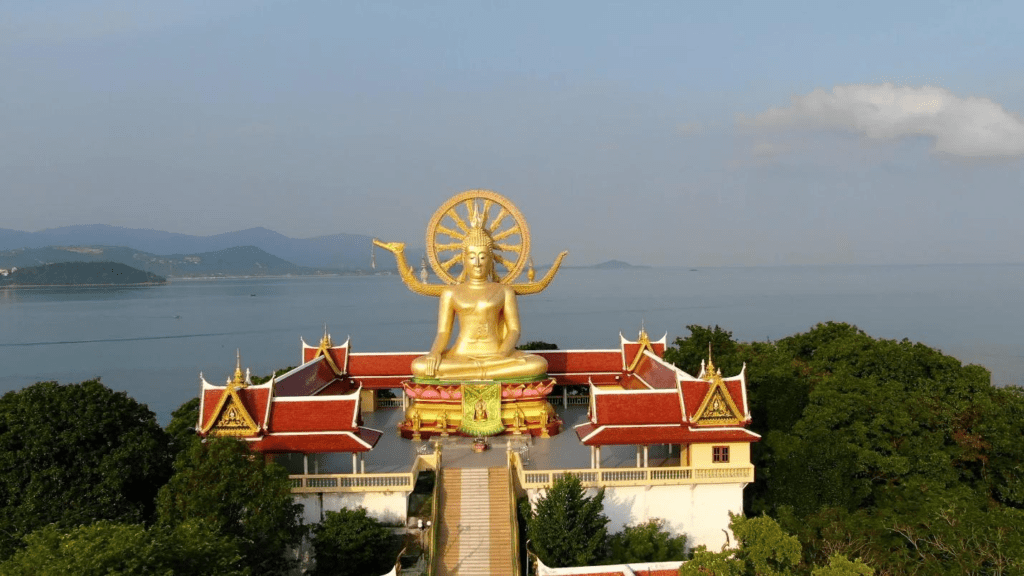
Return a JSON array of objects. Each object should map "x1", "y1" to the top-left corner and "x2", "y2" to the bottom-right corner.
[{"x1": 459, "y1": 382, "x2": 505, "y2": 436}]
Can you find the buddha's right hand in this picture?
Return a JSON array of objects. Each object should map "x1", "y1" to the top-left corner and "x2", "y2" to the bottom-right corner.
[{"x1": 423, "y1": 354, "x2": 440, "y2": 377}]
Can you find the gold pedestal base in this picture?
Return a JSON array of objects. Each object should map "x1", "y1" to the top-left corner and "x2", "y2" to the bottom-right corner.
[{"x1": 399, "y1": 384, "x2": 561, "y2": 440}]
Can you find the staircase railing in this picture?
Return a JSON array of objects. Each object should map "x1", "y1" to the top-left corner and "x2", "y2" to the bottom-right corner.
[
  {"x1": 507, "y1": 452, "x2": 522, "y2": 576},
  {"x1": 428, "y1": 444, "x2": 441, "y2": 576}
]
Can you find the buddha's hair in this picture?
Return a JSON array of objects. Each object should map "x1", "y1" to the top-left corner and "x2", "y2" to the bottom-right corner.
[
  {"x1": 461, "y1": 226, "x2": 494, "y2": 250},
  {"x1": 461, "y1": 206, "x2": 494, "y2": 250},
  {"x1": 460, "y1": 206, "x2": 497, "y2": 280}
]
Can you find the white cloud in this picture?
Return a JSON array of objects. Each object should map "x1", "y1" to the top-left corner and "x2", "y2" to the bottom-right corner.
[{"x1": 741, "y1": 84, "x2": 1024, "y2": 158}]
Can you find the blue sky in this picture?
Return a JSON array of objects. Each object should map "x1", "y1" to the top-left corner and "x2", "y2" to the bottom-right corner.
[{"x1": 2, "y1": 1, "x2": 1022, "y2": 266}]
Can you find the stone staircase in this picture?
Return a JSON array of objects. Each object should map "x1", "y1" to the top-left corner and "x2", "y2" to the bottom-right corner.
[{"x1": 437, "y1": 467, "x2": 515, "y2": 576}]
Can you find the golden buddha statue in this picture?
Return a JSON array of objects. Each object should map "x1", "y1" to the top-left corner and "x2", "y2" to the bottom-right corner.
[{"x1": 374, "y1": 190, "x2": 567, "y2": 383}]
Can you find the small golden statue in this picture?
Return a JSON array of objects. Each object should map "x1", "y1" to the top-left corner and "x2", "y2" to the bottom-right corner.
[
  {"x1": 513, "y1": 409, "x2": 525, "y2": 434},
  {"x1": 375, "y1": 190, "x2": 567, "y2": 382},
  {"x1": 438, "y1": 411, "x2": 448, "y2": 436},
  {"x1": 473, "y1": 398, "x2": 489, "y2": 421}
]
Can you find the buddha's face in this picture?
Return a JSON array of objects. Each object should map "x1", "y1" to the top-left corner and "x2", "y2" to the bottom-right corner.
[{"x1": 463, "y1": 244, "x2": 492, "y2": 281}]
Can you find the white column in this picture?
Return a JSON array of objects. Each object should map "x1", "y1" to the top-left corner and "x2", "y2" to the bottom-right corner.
[
  {"x1": 590, "y1": 446, "x2": 596, "y2": 469},
  {"x1": 314, "y1": 454, "x2": 320, "y2": 474},
  {"x1": 402, "y1": 390, "x2": 408, "y2": 410},
  {"x1": 595, "y1": 446, "x2": 601, "y2": 469},
  {"x1": 352, "y1": 452, "x2": 358, "y2": 474},
  {"x1": 563, "y1": 387, "x2": 568, "y2": 409},
  {"x1": 636, "y1": 445, "x2": 642, "y2": 467},
  {"x1": 643, "y1": 445, "x2": 649, "y2": 468},
  {"x1": 303, "y1": 453, "x2": 309, "y2": 475},
  {"x1": 360, "y1": 455, "x2": 366, "y2": 474}
]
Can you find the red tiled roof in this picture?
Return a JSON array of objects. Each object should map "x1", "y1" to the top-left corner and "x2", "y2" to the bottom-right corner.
[
  {"x1": 348, "y1": 352, "x2": 419, "y2": 377},
  {"x1": 538, "y1": 350, "x2": 621, "y2": 374},
  {"x1": 267, "y1": 395, "x2": 358, "y2": 433},
  {"x1": 592, "y1": 389, "x2": 682, "y2": 425},
  {"x1": 247, "y1": 428, "x2": 382, "y2": 453},
  {"x1": 575, "y1": 423, "x2": 761, "y2": 445},
  {"x1": 632, "y1": 353, "x2": 678, "y2": 390},
  {"x1": 274, "y1": 358, "x2": 340, "y2": 397}
]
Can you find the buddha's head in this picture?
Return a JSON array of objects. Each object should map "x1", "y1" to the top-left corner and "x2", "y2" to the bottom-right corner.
[{"x1": 462, "y1": 213, "x2": 496, "y2": 282}]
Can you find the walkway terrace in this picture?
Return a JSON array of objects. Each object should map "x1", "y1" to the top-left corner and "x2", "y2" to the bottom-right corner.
[{"x1": 275, "y1": 403, "x2": 682, "y2": 475}]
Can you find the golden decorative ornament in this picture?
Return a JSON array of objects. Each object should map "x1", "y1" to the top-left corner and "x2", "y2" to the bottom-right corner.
[{"x1": 426, "y1": 190, "x2": 531, "y2": 284}]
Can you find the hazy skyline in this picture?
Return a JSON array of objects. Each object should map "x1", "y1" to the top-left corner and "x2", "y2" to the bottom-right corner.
[{"x1": 3, "y1": 1, "x2": 1022, "y2": 266}]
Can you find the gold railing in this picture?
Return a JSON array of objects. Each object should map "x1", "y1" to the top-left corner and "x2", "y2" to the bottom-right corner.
[
  {"x1": 289, "y1": 452, "x2": 439, "y2": 494},
  {"x1": 509, "y1": 451, "x2": 752, "y2": 489},
  {"x1": 507, "y1": 452, "x2": 521, "y2": 576},
  {"x1": 428, "y1": 446, "x2": 441, "y2": 576}
]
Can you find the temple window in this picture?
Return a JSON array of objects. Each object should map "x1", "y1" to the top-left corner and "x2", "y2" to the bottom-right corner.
[{"x1": 712, "y1": 446, "x2": 730, "y2": 463}]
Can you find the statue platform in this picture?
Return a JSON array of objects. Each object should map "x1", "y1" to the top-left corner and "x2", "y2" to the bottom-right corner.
[{"x1": 398, "y1": 378, "x2": 562, "y2": 440}]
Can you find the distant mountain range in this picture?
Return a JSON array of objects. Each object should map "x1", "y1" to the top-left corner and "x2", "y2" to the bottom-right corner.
[
  {"x1": 0, "y1": 245, "x2": 336, "y2": 278},
  {"x1": 0, "y1": 225, "x2": 402, "y2": 271}
]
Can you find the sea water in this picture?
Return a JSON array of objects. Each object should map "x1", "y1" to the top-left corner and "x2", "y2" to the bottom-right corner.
[{"x1": 1, "y1": 264, "x2": 1021, "y2": 424}]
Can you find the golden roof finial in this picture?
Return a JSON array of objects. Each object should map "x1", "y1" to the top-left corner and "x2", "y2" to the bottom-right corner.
[
  {"x1": 626, "y1": 320, "x2": 655, "y2": 372},
  {"x1": 320, "y1": 324, "x2": 333, "y2": 349},
  {"x1": 229, "y1": 349, "x2": 247, "y2": 388},
  {"x1": 705, "y1": 342, "x2": 716, "y2": 380}
]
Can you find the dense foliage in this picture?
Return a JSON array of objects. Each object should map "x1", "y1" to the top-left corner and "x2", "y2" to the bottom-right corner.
[
  {"x1": 157, "y1": 437, "x2": 305, "y2": 575},
  {"x1": 0, "y1": 520, "x2": 247, "y2": 576},
  {"x1": 522, "y1": 473, "x2": 609, "y2": 567},
  {"x1": 166, "y1": 396, "x2": 201, "y2": 459},
  {"x1": 681, "y1": 515, "x2": 873, "y2": 576},
  {"x1": 606, "y1": 519, "x2": 687, "y2": 564},
  {"x1": 311, "y1": 507, "x2": 400, "y2": 576},
  {"x1": 518, "y1": 340, "x2": 559, "y2": 350},
  {"x1": 667, "y1": 322, "x2": 1024, "y2": 575},
  {"x1": 0, "y1": 379, "x2": 173, "y2": 559}
]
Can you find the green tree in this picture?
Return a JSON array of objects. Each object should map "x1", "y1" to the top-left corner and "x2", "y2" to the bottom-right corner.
[
  {"x1": 311, "y1": 507, "x2": 399, "y2": 576},
  {"x1": 166, "y1": 396, "x2": 200, "y2": 459},
  {"x1": 157, "y1": 437, "x2": 304, "y2": 575},
  {"x1": 680, "y1": 515, "x2": 802, "y2": 576},
  {"x1": 517, "y1": 340, "x2": 559, "y2": 350},
  {"x1": 664, "y1": 324, "x2": 741, "y2": 376},
  {"x1": 522, "y1": 474, "x2": 609, "y2": 567},
  {"x1": 0, "y1": 520, "x2": 247, "y2": 576},
  {"x1": 0, "y1": 379, "x2": 172, "y2": 559},
  {"x1": 607, "y1": 519, "x2": 687, "y2": 563},
  {"x1": 811, "y1": 554, "x2": 874, "y2": 576}
]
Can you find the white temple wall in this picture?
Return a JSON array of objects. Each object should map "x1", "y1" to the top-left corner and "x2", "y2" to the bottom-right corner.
[
  {"x1": 526, "y1": 482, "x2": 745, "y2": 552},
  {"x1": 293, "y1": 491, "x2": 411, "y2": 526}
]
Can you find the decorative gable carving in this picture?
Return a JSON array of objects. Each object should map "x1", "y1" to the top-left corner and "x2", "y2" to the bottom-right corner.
[
  {"x1": 207, "y1": 393, "x2": 260, "y2": 436},
  {"x1": 693, "y1": 384, "x2": 742, "y2": 425},
  {"x1": 692, "y1": 352, "x2": 744, "y2": 426}
]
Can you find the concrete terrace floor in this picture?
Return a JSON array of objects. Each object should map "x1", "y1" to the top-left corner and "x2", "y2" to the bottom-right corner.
[{"x1": 274, "y1": 404, "x2": 680, "y2": 475}]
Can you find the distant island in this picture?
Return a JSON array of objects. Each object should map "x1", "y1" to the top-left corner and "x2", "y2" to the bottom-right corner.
[
  {"x1": 585, "y1": 259, "x2": 649, "y2": 269},
  {"x1": 0, "y1": 262, "x2": 166, "y2": 287},
  {"x1": 0, "y1": 245, "x2": 350, "y2": 279},
  {"x1": 547, "y1": 259, "x2": 650, "y2": 270}
]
